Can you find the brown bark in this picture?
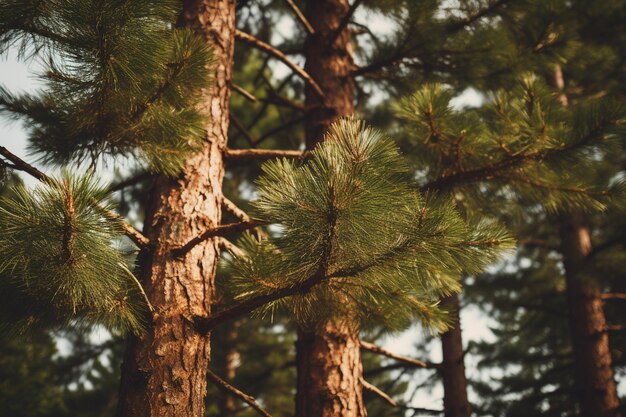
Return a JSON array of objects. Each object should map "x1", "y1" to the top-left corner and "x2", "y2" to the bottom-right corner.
[
  {"x1": 559, "y1": 214, "x2": 621, "y2": 417},
  {"x1": 115, "y1": 1, "x2": 236, "y2": 416},
  {"x1": 296, "y1": 1, "x2": 363, "y2": 416},
  {"x1": 440, "y1": 294, "x2": 472, "y2": 417},
  {"x1": 303, "y1": 0, "x2": 355, "y2": 149},
  {"x1": 296, "y1": 321, "x2": 366, "y2": 417}
]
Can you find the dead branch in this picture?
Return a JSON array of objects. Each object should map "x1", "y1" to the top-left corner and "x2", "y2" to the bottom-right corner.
[
  {"x1": 173, "y1": 220, "x2": 261, "y2": 257},
  {"x1": 361, "y1": 377, "x2": 397, "y2": 407},
  {"x1": 218, "y1": 237, "x2": 245, "y2": 258},
  {"x1": 235, "y1": 30, "x2": 324, "y2": 98},
  {"x1": 360, "y1": 340, "x2": 432, "y2": 369},
  {"x1": 224, "y1": 148, "x2": 308, "y2": 160},
  {"x1": 231, "y1": 82, "x2": 257, "y2": 102},
  {"x1": 222, "y1": 197, "x2": 251, "y2": 221},
  {"x1": 206, "y1": 369, "x2": 273, "y2": 417}
]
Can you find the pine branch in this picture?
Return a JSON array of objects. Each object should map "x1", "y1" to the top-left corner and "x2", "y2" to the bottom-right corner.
[
  {"x1": 206, "y1": 369, "x2": 273, "y2": 417},
  {"x1": 360, "y1": 340, "x2": 431, "y2": 369},
  {"x1": 327, "y1": 0, "x2": 364, "y2": 47},
  {"x1": 173, "y1": 220, "x2": 262, "y2": 257},
  {"x1": 361, "y1": 377, "x2": 397, "y2": 407},
  {"x1": 284, "y1": 0, "x2": 314, "y2": 35},
  {"x1": 231, "y1": 82, "x2": 257, "y2": 102},
  {"x1": 235, "y1": 30, "x2": 324, "y2": 98},
  {"x1": 194, "y1": 194, "x2": 340, "y2": 334},
  {"x1": 0, "y1": 146, "x2": 150, "y2": 248},
  {"x1": 224, "y1": 148, "x2": 308, "y2": 160}
]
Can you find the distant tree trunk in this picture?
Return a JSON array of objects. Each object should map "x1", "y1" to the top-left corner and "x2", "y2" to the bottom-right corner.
[
  {"x1": 549, "y1": 64, "x2": 621, "y2": 417},
  {"x1": 440, "y1": 294, "x2": 472, "y2": 417},
  {"x1": 116, "y1": 1, "x2": 236, "y2": 416},
  {"x1": 217, "y1": 322, "x2": 240, "y2": 417},
  {"x1": 559, "y1": 214, "x2": 621, "y2": 417},
  {"x1": 296, "y1": 1, "x2": 363, "y2": 416}
]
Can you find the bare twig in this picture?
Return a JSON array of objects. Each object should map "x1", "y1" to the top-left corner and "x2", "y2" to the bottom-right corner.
[
  {"x1": 218, "y1": 237, "x2": 245, "y2": 258},
  {"x1": 361, "y1": 377, "x2": 397, "y2": 407},
  {"x1": 360, "y1": 341, "x2": 432, "y2": 369},
  {"x1": 118, "y1": 262, "x2": 155, "y2": 315},
  {"x1": 254, "y1": 115, "x2": 305, "y2": 146},
  {"x1": 0, "y1": 146, "x2": 150, "y2": 248},
  {"x1": 230, "y1": 114, "x2": 257, "y2": 147},
  {"x1": 231, "y1": 82, "x2": 257, "y2": 102},
  {"x1": 173, "y1": 220, "x2": 261, "y2": 257},
  {"x1": 235, "y1": 30, "x2": 324, "y2": 98},
  {"x1": 222, "y1": 197, "x2": 251, "y2": 221},
  {"x1": 285, "y1": 0, "x2": 314, "y2": 34},
  {"x1": 224, "y1": 148, "x2": 308, "y2": 160},
  {"x1": 206, "y1": 369, "x2": 273, "y2": 417}
]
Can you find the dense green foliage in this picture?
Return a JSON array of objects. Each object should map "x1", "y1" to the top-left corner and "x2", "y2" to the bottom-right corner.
[
  {"x1": 224, "y1": 118, "x2": 512, "y2": 331},
  {"x1": 0, "y1": 0, "x2": 213, "y2": 174}
]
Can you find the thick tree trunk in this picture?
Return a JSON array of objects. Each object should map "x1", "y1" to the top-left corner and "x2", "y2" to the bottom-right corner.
[
  {"x1": 116, "y1": 1, "x2": 236, "y2": 416},
  {"x1": 296, "y1": 1, "x2": 363, "y2": 416},
  {"x1": 296, "y1": 321, "x2": 366, "y2": 417},
  {"x1": 559, "y1": 214, "x2": 621, "y2": 417},
  {"x1": 440, "y1": 294, "x2": 472, "y2": 417}
]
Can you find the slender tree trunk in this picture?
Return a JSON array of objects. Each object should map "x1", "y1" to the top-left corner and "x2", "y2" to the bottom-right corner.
[
  {"x1": 440, "y1": 294, "x2": 472, "y2": 417},
  {"x1": 116, "y1": 1, "x2": 236, "y2": 416},
  {"x1": 296, "y1": 1, "x2": 363, "y2": 416},
  {"x1": 559, "y1": 214, "x2": 621, "y2": 417},
  {"x1": 549, "y1": 64, "x2": 621, "y2": 417},
  {"x1": 216, "y1": 322, "x2": 241, "y2": 417}
]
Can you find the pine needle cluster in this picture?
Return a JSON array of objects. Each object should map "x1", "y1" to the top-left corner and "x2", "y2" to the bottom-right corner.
[
  {"x1": 396, "y1": 77, "x2": 625, "y2": 216},
  {"x1": 0, "y1": 0, "x2": 214, "y2": 174},
  {"x1": 222, "y1": 118, "x2": 514, "y2": 333},
  {"x1": 0, "y1": 173, "x2": 147, "y2": 334}
]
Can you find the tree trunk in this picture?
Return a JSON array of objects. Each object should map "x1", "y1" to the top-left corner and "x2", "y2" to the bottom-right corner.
[
  {"x1": 559, "y1": 214, "x2": 621, "y2": 417},
  {"x1": 440, "y1": 294, "x2": 472, "y2": 417},
  {"x1": 216, "y1": 322, "x2": 241, "y2": 417},
  {"x1": 116, "y1": 1, "x2": 236, "y2": 416},
  {"x1": 296, "y1": 1, "x2": 363, "y2": 416},
  {"x1": 296, "y1": 321, "x2": 366, "y2": 417}
]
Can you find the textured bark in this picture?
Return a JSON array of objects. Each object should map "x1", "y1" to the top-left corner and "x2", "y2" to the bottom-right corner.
[
  {"x1": 296, "y1": 321, "x2": 366, "y2": 417},
  {"x1": 559, "y1": 214, "x2": 621, "y2": 417},
  {"x1": 116, "y1": 1, "x2": 236, "y2": 416},
  {"x1": 440, "y1": 294, "x2": 472, "y2": 417},
  {"x1": 296, "y1": 1, "x2": 363, "y2": 416},
  {"x1": 303, "y1": 0, "x2": 355, "y2": 148}
]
